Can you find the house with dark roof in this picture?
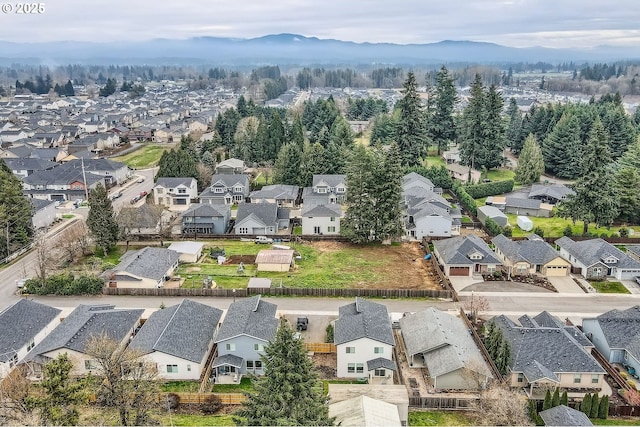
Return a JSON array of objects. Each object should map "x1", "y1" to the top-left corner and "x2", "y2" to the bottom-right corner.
[
  {"x1": 582, "y1": 306, "x2": 640, "y2": 379},
  {"x1": 3, "y1": 157, "x2": 58, "y2": 178},
  {"x1": 491, "y1": 312, "x2": 605, "y2": 397},
  {"x1": 212, "y1": 295, "x2": 278, "y2": 381},
  {"x1": 215, "y1": 158, "x2": 246, "y2": 175},
  {"x1": 528, "y1": 183, "x2": 575, "y2": 205},
  {"x1": 539, "y1": 405, "x2": 593, "y2": 426},
  {"x1": 334, "y1": 298, "x2": 396, "y2": 382},
  {"x1": 24, "y1": 304, "x2": 143, "y2": 377},
  {"x1": 301, "y1": 204, "x2": 342, "y2": 235},
  {"x1": 504, "y1": 196, "x2": 553, "y2": 217},
  {"x1": 0, "y1": 300, "x2": 61, "y2": 378},
  {"x1": 199, "y1": 174, "x2": 249, "y2": 205},
  {"x1": 234, "y1": 203, "x2": 289, "y2": 235},
  {"x1": 249, "y1": 184, "x2": 299, "y2": 207},
  {"x1": 152, "y1": 177, "x2": 198, "y2": 210},
  {"x1": 492, "y1": 234, "x2": 571, "y2": 277},
  {"x1": 31, "y1": 198, "x2": 57, "y2": 230},
  {"x1": 399, "y1": 307, "x2": 492, "y2": 390},
  {"x1": 301, "y1": 174, "x2": 347, "y2": 208},
  {"x1": 432, "y1": 235, "x2": 502, "y2": 277},
  {"x1": 556, "y1": 237, "x2": 640, "y2": 280},
  {"x1": 402, "y1": 173, "x2": 459, "y2": 239},
  {"x1": 181, "y1": 203, "x2": 230, "y2": 235},
  {"x1": 104, "y1": 247, "x2": 180, "y2": 288},
  {"x1": 129, "y1": 299, "x2": 222, "y2": 380}
]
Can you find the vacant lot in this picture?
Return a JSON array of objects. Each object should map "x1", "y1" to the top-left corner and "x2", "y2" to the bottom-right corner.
[{"x1": 112, "y1": 143, "x2": 173, "y2": 168}]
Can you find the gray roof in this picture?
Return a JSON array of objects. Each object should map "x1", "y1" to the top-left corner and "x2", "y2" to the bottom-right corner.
[
  {"x1": 235, "y1": 203, "x2": 278, "y2": 227},
  {"x1": 593, "y1": 306, "x2": 640, "y2": 361},
  {"x1": 110, "y1": 247, "x2": 180, "y2": 281},
  {"x1": 366, "y1": 357, "x2": 397, "y2": 371},
  {"x1": 433, "y1": 235, "x2": 502, "y2": 266},
  {"x1": 505, "y1": 196, "x2": 542, "y2": 209},
  {"x1": 215, "y1": 295, "x2": 278, "y2": 343},
  {"x1": 402, "y1": 172, "x2": 434, "y2": 190},
  {"x1": 301, "y1": 204, "x2": 342, "y2": 217},
  {"x1": 556, "y1": 237, "x2": 640, "y2": 270},
  {"x1": 335, "y1": 298, "x2": 394, "y2": 346},
  {"x1": 0, "y1": 300, "x2": 61, "y2": 362},
  {"x1": 250, "y1": 184, "x2": 299, "y2": 201},
  {"x1": 212, "y1": 353, "x2": 244, "y2": 368},
  {"x1": 210, "y1": 174, "x2": 249, "y2": 189},
  {"x1": 3, "y1": 157, "x2": 58, "y2": 172},
  {"x1": 478, "y1": 205, "x2": 507, "y2": 219},
  {"x1": 31, "y1": 198, "x2": 56, "y2": 211},
  {"x1": 529, "y1": 184, "x2": 575, "y2": 201},
  {"x1": 216, "y1": 158, "x2": 245, "y2": 170},
  {"x1": 399, "y1": 308, "x2": 492, "y2": 379},
  {"x1": 23, "y1": 161, "x2": 105, "y2": 187},
  {"x1": 155, "y1": 177, "x2": 196, "y2": 189},
  {"x1": 129, "y1": 299, "x2": 222, "y2": 363},
  {"x1": 182, "y1": 203, "x2": 230, "y2": 218},
  {"x1": 407, "y1": 198, "x2": 452, "y2": 221},
  {"x1": 539, "y1": 405, "x2": 593, "y2": 426},
  {"x1": 312, "y1": 174, "x2": 346, "y2": 188},
  {"x1": 492, "y1": 234, "x2": 566, "y2": 266},
  {"x1": 26, "y1": 305, "x2": 143, "y2": 361}
]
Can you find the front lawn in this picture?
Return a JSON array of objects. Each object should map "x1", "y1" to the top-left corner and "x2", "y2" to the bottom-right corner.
[
  {"x1": 485, "y1": 168, "x2": 515, "y2": 181},
  {"x1": 162, "y1": 414, "x2": 237, "y2": 426},
  {"x1": 505, "y1": 214, "x2": 640, "y2": 238},
  {"x1": 212, "y1": 377, "x2": 254, "y2": 393},
  {"x1": 160, "y1": 381, "x2": 201, "y2": 392},
  {"x1": 591, "y1": 418, "x2": 640, "y2": 426},
  {"x1": 591, "y1": 281, "x2": 631, "y2": 294},
  {"x1": 408, "y1": 410, "x2": 473, "y2": 426},
  {"x1": 112, "y1": 144, "x2": 173, "y2": 168}
]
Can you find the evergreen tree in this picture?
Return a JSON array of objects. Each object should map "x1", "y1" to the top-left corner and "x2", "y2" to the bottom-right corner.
[
  {"x1": 460, "y1": 74, "x2": 485, "y2": 173},
  {"x1": 614, "y1": 167, "x2": 640, "y2": 223},
  {"x1": 370, "y1": 113, "x2": 397, "y2": 146},
  {"x1": 561, "y1": 390, "x2": 568, "y2": 406},
  {"x1": 201, "y1": 151, "x2": 216, "y2": 169},
  {"x1": 329, "y1": 117, "x2": 355, "y2": 148},
  {"x1": 479, "y1": 84, "x2": 506, "y2": 170},
  {"x1": 99, "y1": 78, "x2": 117, "y2": 97},
  {"x1": 602, "y1": 105, "x2": 637, "y2": 159},
  {"x1": 0, "y1": 161, "x2": 34, "y2": 257},
  {"x1": 396, "y1": 72, "x2": 426, "y2": 167},
  {"x1": 496, "y1": 338, "x2": 511, "y2": 376},
  {"x1": 157, "y1": 149, "x2": 199, "y2": 184},
  {"x1": 543, "y1": 390, "x2": 553, "y2": 411},
  {"x1": 617, "y1": 136, "x2": 640, "y2": 170},
  {"x1": 506, "y1": 98, "x2": 524, "y2": 152},
  {"x1": 272, "y1": 143, "x2": 302, "y2": 185},
  {"x1": 298, "y1": 142, "x2": 326, "y2": 187},
  {"x1": 64, "y1": 80, "x2": 75, "y2": 96},
  {"x1": 542, "y1": 113, "x2": 582, "y2": 179},
  {"x1": 342, "y1": 145, "x2": 376, "y2": 244},
  {"x1": 236, "y1": 95, "x2": 249, "y2": 118},
  {"x1": 233, "y1": 116, "x2": 260, "y2": 162},
  {"x1": 324, "y1": 141, "x2": 347, "y2": 175},
  {"x1": 290, "y1": 114, "x2": 306, "y2": 150},
  {"x1": 87, "y1": 183, "x2": 119, "y2": 256},
  {"x1": 515, "y1": 134, "x2": 545, "y2": 185},
  {"x1": 590, "y1": 393, "x2": 600, "y2": 418},
  {"x1": 598, "y1": 395, "x2": 609, "y2": 419},
  {"x1": 551, "y1": 388, "x2": 560, "y2": 407},
  {"x1": 430, "y1": 66, "x2": 458, "y2": 155},
  {"x1": 580, "y1": 393, "x2": 592, "y2": 416},
  {"x1": 266, "y1": 110, "x2": 285, "y2": 161},
  {"x1": 372, "y1": 142, "x2": 404, "y2": 241},
  {"x1": 235, "y1": 318, "x2": 333, "y2": 426}
]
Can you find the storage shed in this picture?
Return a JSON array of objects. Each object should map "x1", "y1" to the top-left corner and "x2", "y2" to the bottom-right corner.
[
  {"x1": 167, "y1": 241, "x2": 204, "y2": 263},
  {"x1": 255, "y1": 250, "x2": 295, "y2": 272},
  {"x1": 477, "y1": 205, "x2": 508, "y2": 227}
]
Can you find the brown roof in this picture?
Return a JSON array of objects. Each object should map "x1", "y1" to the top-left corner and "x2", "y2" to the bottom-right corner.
[{"x1": 255, "y1": 249, "x2": 294, "y2": 265}]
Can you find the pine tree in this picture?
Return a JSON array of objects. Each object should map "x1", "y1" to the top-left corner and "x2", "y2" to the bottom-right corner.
[
  {"x1": 580, "y1": 393, "x2": 592, "y2": 416},
  {"x1": 460, "y1": 74, "x2": 485, "y2": 173},
  {"x1": 298, "y1": 142, "x2": 326, "y2": 187},
  {"x1": 507, "y1": 98, "x2": 524, "y2": 152},
  {"x1": 267, "y1": 111, "x2": 285, "y2": 160},
  {"x1": 515, "y1": 134, "x2": 545, "y2": 185},
  {"x1": 561, "y1": 390, "x2": 568, "y2": 406},
  {"x1": 342, "y1": 145, "x2": 376, "y2": 244},
  {"x1": 479, "y1": 84, "x2": 506, "y2": 170},
  {"x1": 329, "y1": 117, "x2": 355, "y2": 148},
  {"x1": 614, "y1": 167, "x2": 640, "y2": 223},
  {"x1": 430, "y1": 66, "x2": 457, "y2": 155},
  {"x1": 598, "y1": 395, "x2": 609, "y2": 419},
  {"x1": 290, "y1": 114, "x2": 306, "y2": 150},
  {"x1": 396, "y1": 72, "x2": 426, "y2": 167},
  {"x1": 0, "y1": 161, "x2": 34, "y2": 257},
  {"x1": 590, "y1": 393, "x2": 600, "y2": 418},
  {"x1": 543, "y1": 390, "x2": 552, "y2": 411},
  {"x1": 551, "y1": 388, "x2": 560, "y2": 408},
  {"x1": 601, "y1": 105, "x2": 637, "y2": 159},
  {"x1": 372, "y1": 142, "x2": 403, "y2": 241},
  {"x1": 272, "y1": 143, "x2": 302, "y2": 185},
  {"x1": 617, "y1": 136, "x2": 640, "y2": 170},
  {"x1": 87, "y1": 183, "x2": 119, "y2": 256},
  {"x1": 235, "y1": 318, "x2": 333, "y2": 426},
  {"x1": 542, "y1": 113, "x2": 582, "y2": 178}
]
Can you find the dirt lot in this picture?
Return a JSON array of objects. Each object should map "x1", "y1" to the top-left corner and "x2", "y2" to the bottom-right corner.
[{"x1": 309, "y1": 241, "x2": 442, "y2": 290}]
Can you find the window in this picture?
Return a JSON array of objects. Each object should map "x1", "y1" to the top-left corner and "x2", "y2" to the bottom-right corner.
[
  {"x1": 157, "y1": 188, "x2": 164, "y2": 194},
  {"x1": 238, "y1": 228, "x2": 248, "y2": 234},
  {"x1": 234, "y1": 195, "x2": 243, "y2": 201},
  {"x1": 356, "y1": 363, "x2": 364, "y2": 373},
  {"x1": 517, "y1": 373, "x2": 524, "y2": 383},
  {"x1": 592, "y1": 374, "x2": 599, "y2": 384},
  {"x1": 328, "y1": 226, "x2": 336, "y2": 233},
  {"x1": 336, "y1": 187, "x2": 345, "y2": 193},
  {"x1": 374, "y1": 369, "x2": 386, "y2": 377},
  {"x1": 330, "y1": 217, "x2": 335, "y2": 222},
  {"x1": 254, "y1": 344, "x2": 264, "y2": 351},
  {"x1": 213, "y1": 187, "x2": 224, "y2": 193},
  {"x1": 317, "y1": 187, "x2": 327, "y2": 194},
  {"x1": 374, "y1": 347, "x2": 384, "y2": 354},
  {"x1": 516, "y1": 265, "x2": 528, "y2": 274},
  {"x1": 487, "y1": 265, "x2": 496, "y2": 273},
  {"x1": 247, "y1": 360, "x2": 254, "y2": 369},
  {"x1": 314, "y1": 226, "x2": 321, "y2": 234},
  {"x1": 27, "y1": 339, "x2": 35, "y2": 351},
  {"x1": 347, "y1": 363, "x2": 355, "y2": 373},
  {"x1": 226, "y1": 343, "x2": 236, "y2": 351},
  {"x1": 233, "y1": 186, "x2": 243, "y2": 193},
  {"x1": 346, "y1": 347, "x2": 355, "y2": 354},
  {"x1": 84, "y1": 360, "x2": 97, "y2": 370},
  {"x1": 167, "y1": 365, "x2": 178, "y2": 373},
  {"x1": 574, "y1": 373, "x2": 581, "y2": 384},
  {"x1": 187, "y1": 365, "x2": 191, "y2": 372},
  {"x1": 255, "y1": 361, "x2": 262, "y2": 369},
  {"x1": 178, "y1": 188, "x2": 186, "y2": 194}
]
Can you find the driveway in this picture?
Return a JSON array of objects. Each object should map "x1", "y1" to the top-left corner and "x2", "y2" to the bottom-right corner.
[
  {"x1": 449, "y1": 276, "x2": 480, "y2": 292},
  {"x1": 460, "y1": 280, "x2": 552, "y2": 293},
  {"x1": 548, "y1": 276, "x2": 586, "y2": 294},
  {"x1": 621, "y1": 279, "x2": 640, "y2": 294}
]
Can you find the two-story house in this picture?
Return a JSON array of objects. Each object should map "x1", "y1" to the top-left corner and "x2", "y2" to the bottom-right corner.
[
  {"x1": 199, "y1": 174, "x2": 249, "y2": 205},
  {"x1": 301, "y1": 204, "x2": 342, "y2": 235},
  {"x1": 249, "y1": 184, "x2": 299, "y2": 207},
  {"x1": 181, "y1": 203, "x2": 231, "y2": 235},
  {"x1": 334, "y1": 298, "x2": 396, "y2": 382},
  {"x1": 153, "y1": 177, "x2": 198, "y2": 209},
  {"x1": 301, "y1": 174, "x2": 347, "y2": 208}
]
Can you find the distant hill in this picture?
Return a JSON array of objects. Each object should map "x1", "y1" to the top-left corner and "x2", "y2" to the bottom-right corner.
[{"x1": 0, "y1": 34, "x2": 639, "y2": 65}]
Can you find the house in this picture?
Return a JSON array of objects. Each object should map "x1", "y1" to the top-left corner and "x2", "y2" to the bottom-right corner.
[
  {"x1": 477, "y1": 205, "x2": 508, "y2": 228},
  {"x1": 399, "y1": 308, "x2": 492, "y2": 390},
  {"x1": 301, "y1": 174, "x2": 347, "y2": 208},
  {"x1": 334, "y1": 298, "x2": 396, "y2": 382},
  {"x1": 328, "y1": 384, "x2": 409, "y2": 425},
  {"x1": 492, "y1": 234, "x2": 571, "y2": 277},
  {"x1": 402, "y1": 173, "x2": 459, "y2": 239},
  {"x1": 539, "y1": 405, "x2": 593, "y2": 426},
  {"x1": 212, "y1": 295, "x2": 278, "y2": 380},
  {"x1": 556, "y1": 237, "x2": 640, "y2": 280},
  {"x1": 528, "y1": 183, "x2": 575, "y2": 204},
  {"x1": 445, "y1": 163, "x2": 481, "y2": 183},
  {"x1": 491, "y1": 312, "x2": 605, "y2": 397},
  {"x1": 0, "y1": 300, "x2": 61, "y2": 378},
  {"x1": 31, "y1": 198, "x2": 57, "y2": 230},
  {"x1": 329, "y1": 395, "x2": 402, "y2": 427},
  {"x1": 504, "y1": 196, "x2": 553, "y2": 218},
  {"x1": 234, "y1": 203, "x2": 290, "y2": 235},
  {"x1": 432, "y1": 235, "x2": 502, "y2": 277},
  {"x1": 255, "y1": 249, "x2": 294, "y2": 272},
  {"x1": 23, "y1": 304, "x2": 143, "y2": 377},
  {"x1": 249, "y1": 184, "x2": 299, "y2": 207},
  {"x1": 401, "y1": 172, "x2": 435, "y2": 193},
  {"x1": 167, "y1": 241, "x2": 204, "y2": 263},
  {"x1": 215, "y1": 158, "x2": 246, "y2": 175},
  {"x1": 199, "y1": 174, "x2": 249, "y2": 205},
  {"x1": 153, "y1": 177, "x2": 198, "y2": 209},
  {"x1": 104, "y1": 247, "x2": 180, "y2": 288},
  {"x1": 442, "y1": 149, "x2": 461, "y2": 164},
  {"x1": 129, "y1": 299, "x2": 222, "y2": 380},
  {"x1": 626, "y1": 245, "x2": 640, "y2": 263},
  {"x1": 117, "y1": 204, "x2": 166, "y2": 235},
  {"x1": 181, "y1": 203, "x2": 231, "y2": 235},
  {"x1": 3, "y1": 157, "x2": 58, "y2": 178},
  {"x1": 582, "y1": 306, "x2": 640, "y2": 378},
  {"x1": 301, "y1": 204, "x2": 342, "y2": 235},
  {"x1": 22, "y1": 160, "x2": 106, "y2": 201}
]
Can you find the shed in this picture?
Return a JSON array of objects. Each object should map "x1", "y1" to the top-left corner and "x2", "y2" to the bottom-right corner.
[
  {"x1": 247, "y1": 278, "x2": 272, "y2": 289},
  {"x1": 254, "y1": 249, "x2": 295, "y2": 272},
  {"x1": 477, "y1": 205, "x2": 508, "y2": 227},
  {"x1": 517, "y1": 216, "x2": 534, "y2": 232},
  {"x1": 167, "y1": 241, "x2": 204, "y2": 263},
  {"x1": 328, "y1": 384, "x2": 409, "y2": 425},
  {"x1": 329, "y1": 395, "x2": 401, "y2": 427}
]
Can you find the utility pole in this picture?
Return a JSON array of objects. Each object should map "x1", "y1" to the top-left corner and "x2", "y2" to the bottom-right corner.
[
  {"x1": 5, "y1": 221, "x2": 9, "y2": 259},
  {"x1": 81, "y1": 157, "x2": 89, "y2": 202}
]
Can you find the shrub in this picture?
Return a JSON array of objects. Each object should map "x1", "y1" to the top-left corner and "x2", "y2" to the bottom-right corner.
[
  {"x1": 452, "y1": 182, "x2": 477, "y2": 217},
  {"x1": 485, "y1": 218, "x2": 503, "y2": 236},
  {"x1": 465, "y1": 179, "x2": 515, "y2": 199},
  {"x1": 502, "y1": 225, "x2": 513, "y2": 237},
  {"x1": 22, "y1": 273, "x2": 104, "y2": 295},
  {"x1": 166, "y1": 393, "x2": 180, "y2": 411},
  {"x1": 325, "y1": 324, "x2": 334, "y2": 343},
  {"x1": 563, "y1": 225, "x2": 573, "y2": 237},
  {"x1": 201, "y1": 394, "x2": 223, "y2": 414},
  {"x1": 619, "y1": 227, "x2": 629, "y2": 238},
  {"x1": 533, "y1": 227, "x2": 545, "y2": 238},
  {"x1": 598, "y1": 395, "x2": 609, "y2": 419}
]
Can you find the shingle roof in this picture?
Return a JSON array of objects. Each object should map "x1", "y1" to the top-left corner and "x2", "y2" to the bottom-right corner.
[
  {"x1": 301, "y1": 204, "x2": 342, "y2": 217},
  {"x1": 433, "y1": 235, "x2": 502, "y2": 266},
  {"x1": 3, "y1": 157, "x2": 58, "y2": 172},
  {"x1": 129, "y1": 299, "x2": 222, "y2": 363},
  {"x1": 215, "y1": 295, "x2": 278, "y2": 343},
  {"x1": 155, "y1": 177, "x2": 196, "y2": 189},
  {"x1": 505, "y1": 196, "x2": 542, "y2": 209},
  {"x1": 0, "y1": 300, "x2": 61, "y2": 362},
  {"x1": 556, "y1": 237, "x2": 640, "y2": 269},
  {"x1": 335, "y1": 298, "x2": 394, "y2": 346},
  {"x1": 210, "y1": 174, "x2": 249, "y2": 188},
  {"x1": 539, "y1": 405, "x2": 593, "y2": 426},
  {"x1": 182, "y1": 203, "x2": 230, "y2": 218},
  {"x1": 402, "y1": 172, "x2": 434, "y2": 190},
  {"x1": 109, "y1": 247, "x2": 180, "y2": 281},
  {"x1": 312, "y1": 174, "x2": 346, "y2": 188},
  {"x1": 492, "y1": 234, "x2": 565, "y2": 266},
  {"x1": 235, "y1": 203, "x2": 278, "y2": 227},
  {"x1": 366, "y1": 357, "x2": 397, "y2": 372},
  {"x1": 529, "y1": 184, "x2": 575, "y2": 201},
  {"x1": 478, "y1": 205, "x2": 507, "y2": 220},
  {"x1": 249, "y1": 184, "x2": 299, "y2": 201},
  {"x1": 593, "y1": 306, "x2": 640, "y2": 361},
  {"x1": 211, "y1": 353, "x2": 244, "y2": 368}
]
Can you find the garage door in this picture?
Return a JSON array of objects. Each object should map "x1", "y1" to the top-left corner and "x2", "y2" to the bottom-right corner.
[
  {"x1": 449, "y1": 267, "x2": 470, "y2": 276},
  {"x1": 545, "y1": 265, "x2": 569, "y2": 276}
]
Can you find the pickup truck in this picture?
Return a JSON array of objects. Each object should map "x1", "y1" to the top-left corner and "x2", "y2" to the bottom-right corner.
[{"x1": 254, "y1": 236, "x2": 274, "y2": 244}]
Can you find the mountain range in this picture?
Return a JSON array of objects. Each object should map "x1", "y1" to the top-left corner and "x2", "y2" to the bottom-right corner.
[{"x1": 1, "y1": 34, "x2": 639, "y2": 65}]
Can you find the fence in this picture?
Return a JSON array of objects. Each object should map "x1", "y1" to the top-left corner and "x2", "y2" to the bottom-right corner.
[
  {"x1": 422, "y1": 238, "x2": 458, "y2": 301},
  {"x1": 608, "y1": 404, "x2": 640, "y2": 417},
  {"x1": 304, "y1": 342, "x2": 336, "y2": 353},
  {"x1": 408, "y1": 396, "x2": 475, "y2": 410},
  {"x1": 167, "y1": 392, "x2": 246, "y2": 405},
  {"x1": 590, "y1": 348, "x2": 634, "y2": 395},
  {"x1": 459, "y1": 308, "x2": 504, "y2": 383}
]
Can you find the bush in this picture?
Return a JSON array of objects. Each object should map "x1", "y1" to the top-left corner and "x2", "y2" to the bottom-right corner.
[
  {"x1": 23, "y1": 273, "x2": 104, "y2": 295},
  {"x1": 452, "y1": 182, "x2": 477, "y2": 217},
  {"x1": 166, "y1": 393, "x2": 180, "y2": 411},
  {"x1": 485, "y1": 218, "x2": 503, "y2": 236},
  {"x1": 325, "y1": 324, "x2": 334, "y2": 343},
  {"x1": 563, "y1": 225, "x2": 573, "y2": 237},
  {"x1": 533, "y1": 227, "x2": 544, "y2": 238},
  {"x1": 464, "y1": 179, "x2": 515, "y2": 199},
  {"x1": 619, "y1": 227, "x2": 629, "y2": 238},
  {"x1": 201, "y1": 394, "x2": 223, "y2": 414},
  {"x1": 502, "y1": 225, "x2": 513, "y2": 237}
]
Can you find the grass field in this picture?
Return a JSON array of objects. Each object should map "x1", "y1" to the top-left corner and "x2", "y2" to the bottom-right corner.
[
  {"x1": 591, "y1": 281, "x2": 631, "y2": 294},
  {"x1": 212, "y1": 377, "x2": 253, "y2": 393},
  {"x1": 112, "y1": 144, "x2": 173, "y2": 168},
  {"x1": 162, "y1": 414, "x2": 237, "y2": 426},
  {"x1": 160, "y1": 381, "x2": 201, "y2": 392},
  {"x1": 485, "y1": 168, "x2": 515, "y2": 181},
  {"x1": 592, "y1": 418, "x2": 640, "y2": 426},
  {"x1": 425, "y1": 156, "x2": 446, "y2": 168},
  {"x1": 408, "y1": 410, "x2": 473, "y2": 426},
  {"x1": 505, "y1": 213, "x2": 640, "y2": 238}
]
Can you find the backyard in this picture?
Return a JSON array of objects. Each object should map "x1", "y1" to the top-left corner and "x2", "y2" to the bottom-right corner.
[
  {"x1": 408, "y1": 410, "x2": 473, "y2": 426},
  {"x1": 504, "y1": 214, "x2": 640, "y2": 238},
  {"x1": 112, "y1": 143, "x2": 174, "y2": 168}
]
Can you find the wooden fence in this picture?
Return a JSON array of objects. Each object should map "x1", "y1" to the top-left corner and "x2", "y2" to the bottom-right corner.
[
  {"x1": 304, "y1": 342, "x2": 336, "y2": 353},
  {"x1": 422, "y1": 238, "x2": 458, "y2": 301},
  {"x1": 167, "y1": 392, "x2": 246, "y2": 405},
  {"x1": 409, "y1": 396, "x2": 475, "y2": 410},
  {"x1": 459, "y1": 308, "x2": 504, "y2": 383}
]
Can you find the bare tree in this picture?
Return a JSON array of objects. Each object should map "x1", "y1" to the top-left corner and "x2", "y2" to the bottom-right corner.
[
  {"x1": 58, "y1": 221, "x2": 92, "y2": 262},
  {"x1": 463, "y1": 294, "x2": 491, "y2": 323},
  {"x1": 196, "y1": 163, "x2": 213, "y2": 189},
  {"x1": 34, "y1": 232, "x2": 52, "y2": 283},
  {"x1": 470, "y1": 382, "x2": 532, "y2": 426},
  {"x1": 461, "y1": 358, "x2": 492, "y2": 390},
  {"x1": 116, "y1": 208, "x2": 141, "y2": 251},
  {"x1": 0, "y1": 365, "x2": 38, "y2": 426}
]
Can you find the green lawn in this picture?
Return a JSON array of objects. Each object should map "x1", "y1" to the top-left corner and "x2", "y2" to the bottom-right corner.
[
  {"x1": 160, "y1": 381, "x2": 201, "y2": 392},
  {"x1": 425, "y1": 156, "x2": 446, "y2": 168},
  {"x1": 112, "y1": 144, "x2": 173, "y2": 168},
  {"x1": 461, "y1": 216, "x2": 473, "y2": 224},
  {"x1": 485, "y1": 168, "x2": 515, "y2": 181},
  {"x1": 592, "y1": 418, "x2": 640, "y2": 426},
  {"x1": 505, "y1": 214, "x2": 640, "y2": 238},
  {"x1": 475, "y1": 197, "x2": 487, "y2": 207},
  {"x1": 162, "y1": 414, "x2": 237, "y2": 426},
  {"x1": 408, "y1": 410, "x2": 473, "y2": 426},
  {"x1": 62, "y1": 214, "x2": 75, "y2": 219},
  {"x1": 212, "y1": 377, "x2": 253, "y2": 393},
  {"x1": 591, "y1": 281, "x2": 631, "y2": 294}
]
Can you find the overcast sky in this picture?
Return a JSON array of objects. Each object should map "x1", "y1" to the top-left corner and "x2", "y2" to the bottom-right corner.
[{"x1": 2, "y1": 0, "x2": 639, "y2": 48}]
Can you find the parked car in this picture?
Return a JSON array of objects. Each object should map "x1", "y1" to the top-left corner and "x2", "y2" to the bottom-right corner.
[
  {"x1": 635, "y1": 276, "x2": 640, "y2": 286},
  {"x1": 130, "y1": 195, "x2": 140, "y2": 204},
  {"x1": 16, "y1": 278, "x2": 28, "y2": 288},
  {"x1": 137, "y1": 177, "x2": 145, "y2": 183},
  {"x1": 254, "y1": 236, "x2": 274, "y2": 244},
  {"x1": 139, "y1": 191, "x2": 148, "y2": 198},
  {"x1": 111, "y1": 191, "x2": 123, "y2": 200}
]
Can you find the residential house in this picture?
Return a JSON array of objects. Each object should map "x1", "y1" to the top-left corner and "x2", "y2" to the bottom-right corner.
[
  {"x1": 528, "y1": 183, "x2": 575, "y2": 204},
  {"x1": 582, "y1": 306, "x2": 640, "y2": 378},
  {"x1": 181, "y1": 203, "x2": 231, "y2": 235},
  {"x1": 0, "y1": 300, "x2": 61, "y2": 378},
  {"x1": 249, "y1": 184, "x2": 299, "y2": 207},
  {"x1": 31, "y1": 198, "x2": 57, "y2": 230},
  {"x1": 117, "y1": 204, "x2": 165, "y2": 235},
  {"x1": 334, "y1": 298, "x2": 396, "y2": 382},
  {"x1": 492, "y1": 234, "x2": 571, "y2": 277},
  {"x1": 212, "y1": 295, "x2": 278, "y2": 379},
  {"x1": 22, "y1": 161, "x2": 106, "y2": 202},
  {"x1": 539, "y1": 405, "x2": 593, "y2": 426},
  {"x1": 78, "y1": 158, "x2": 130, "y2": 185},
  {"x1": 167, "y1": 241, "x2": 204, "y2": 263},
  {"x1": 301, "y1": 204, "x2": 342, "y2": 235},
  {"x1": 445, "y1": 163, "x2": 481, "y2": 183},
  {"x1": 556, "y1": 237, "x2": 640, "y2": 280},
  {"x1": 153, "y1": 177, "x2": 198, "y2": 209},
  {"x1": 215, "y1": 158, "x2": 246, "y2": 175},
  {"x1": 0, "y1": 129, "x2": 28, "y2": 143},
  {"x1": 104, "y1": 247, "x2": 180, "y2": 288},
  {"x1": 234, "y1": 203, "x2": 290, "y2": 235},
  {"x1": 491, "y1": 312, "x2": 605, "y2": 397},
  {"x1": 24, "y1": 304, "x2": 143, "y2": 377},
  {"x1": 327, "y1": 384, "x2": 409, "y2": 425},
  {"x1": 432, "y1": 235, "x2": 502, "y2": 277},
  {"x1": 399, "y1": 308, "x2": 492, "y2": 390},
  {"x1": 477, "y1": 205, "x2": 508, "y2": 228},
  {"x1": 255, "y1": 249, "x2": 295, "y2": 272},
  {"x1": 3, "y1": 157, "x2": 58, "y2": 178},
  {"x1": 504, "y1": 196, "x2": 553, "y2": 217},
  {"x1": 129, "y1": 299, "x2": 223, "y2": 380},
  {"x1": 199, "y1": 174, "x2": 249, "y2": 205},
  {"x1": 442, "y1": 149, "x2": 461, "y2": 164},
  {"x1": 301, "y1": 174, "x2": 347, "y2": 208},
  {"x1": 329, "y1": 395, "x2": 402, "y2": 427}
]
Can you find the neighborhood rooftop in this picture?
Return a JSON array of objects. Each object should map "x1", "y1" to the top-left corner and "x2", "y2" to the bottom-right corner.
[{"x1": 335, "y1": 298, "x2": 394, "y2": 346}]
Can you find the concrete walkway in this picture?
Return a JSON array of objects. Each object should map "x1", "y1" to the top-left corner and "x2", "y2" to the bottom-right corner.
[{"x1": 548, "y1": 276, "x2": 586, "y2": 294}]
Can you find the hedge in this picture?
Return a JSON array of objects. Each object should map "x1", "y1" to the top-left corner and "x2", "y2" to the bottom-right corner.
[
  {"x1": 452, "y1": 182, "x2": 477, "y2": 217},
  {"x1": 23, "y1": 273, "x2": 104, "y2": 295},
  {"x1": 465, "y1": 179, "x2": 514, "y2": 199},
  {"x1": 485, "y1": 218, "x2": 503, "y2": 236}
]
